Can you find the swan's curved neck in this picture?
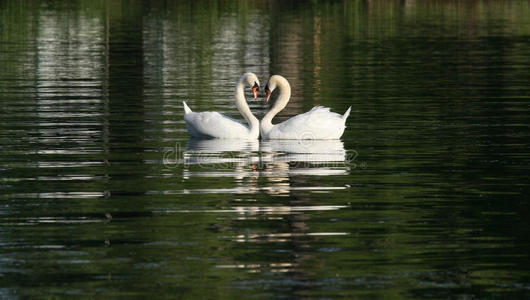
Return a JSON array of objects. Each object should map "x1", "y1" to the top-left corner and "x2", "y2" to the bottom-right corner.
[
  {"x1": 235, "y1": 79, "x2": 259, "y2": 139},
  {"x1": 261, "y1": 78, "x2": 291, "y2": 136}
]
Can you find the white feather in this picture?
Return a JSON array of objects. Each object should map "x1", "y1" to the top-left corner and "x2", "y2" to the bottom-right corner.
[
  {"x1": 267, "y1": 106, "x2": 348, "y2": 139},
  {"x1": 184, "y1": 110, "x2": 254, "y2": 139}
]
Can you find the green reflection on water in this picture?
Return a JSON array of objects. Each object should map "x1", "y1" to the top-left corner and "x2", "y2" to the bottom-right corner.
[{"x1": 1, "y1": 0, "x2": 530, "y2": 298}]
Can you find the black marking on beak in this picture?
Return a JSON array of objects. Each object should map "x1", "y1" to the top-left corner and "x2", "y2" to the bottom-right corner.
[{"x1": 265, "y1": 84, "x2": 271, "y2": 103}]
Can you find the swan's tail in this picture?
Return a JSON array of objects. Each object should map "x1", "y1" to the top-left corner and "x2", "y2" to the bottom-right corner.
[
  {"x1": 183, "y1": 101, "x2": 192, "y2": 114},
  {"x1": 342, "y1": 106, "x2": 351, "y2": 121}
]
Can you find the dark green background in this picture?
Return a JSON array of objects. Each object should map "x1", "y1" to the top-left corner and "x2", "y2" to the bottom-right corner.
[{"x1": 1, "y1": 0, "x2": 529, "y2": 298}]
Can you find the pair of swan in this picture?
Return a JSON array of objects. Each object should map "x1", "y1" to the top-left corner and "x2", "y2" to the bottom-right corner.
[{"x1": 183, "y1": 73, "x2": 351, "y2": 140}]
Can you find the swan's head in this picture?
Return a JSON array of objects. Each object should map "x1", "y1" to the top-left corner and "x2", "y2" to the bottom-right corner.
[
  {"x1": 264, "y1": 75, "x2": 289, "y2": 103},
  {"x1": 242, "y1": 72, "x2": 260, "y2": 99}
]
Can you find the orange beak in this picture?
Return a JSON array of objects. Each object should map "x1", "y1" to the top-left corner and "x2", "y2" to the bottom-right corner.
[
  {"x1": 251, "y1": 82, "x2": 259, "y2": 99},
  {"x1": 265, "y1": 89, "x2": 271, "y2": 103}
]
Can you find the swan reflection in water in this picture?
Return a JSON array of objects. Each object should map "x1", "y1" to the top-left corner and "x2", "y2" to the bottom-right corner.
[
  {"x1": 182, "y1": 139, "x2": 350, "y2": 195},
  {"x1": 180, "y1": 139, "x2": 351, "y2": 274},
  {"x1": 184, "y1": 138, "x2": 259, "y2": 165}
]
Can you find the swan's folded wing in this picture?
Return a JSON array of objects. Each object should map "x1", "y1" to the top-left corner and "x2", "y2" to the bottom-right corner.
[
  {"x1": 184, "y1": 111, "x2": 249, "y2": 138},
  {"x1": 273, "y1": 106, "x2": 346, "y2": 139}
]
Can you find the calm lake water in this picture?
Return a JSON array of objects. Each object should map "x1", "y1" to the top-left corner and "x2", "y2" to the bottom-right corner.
[{"x1": 1, "y1": 0, "x2": 530, "y2": 298}]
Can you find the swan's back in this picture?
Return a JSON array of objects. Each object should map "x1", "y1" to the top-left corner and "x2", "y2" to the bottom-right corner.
[
  {"x1": 184, "y1": 110, "x2": 252, "y2": 139},
  {"x1": 268, "y1": 106, "x2": 349, "y2": 139}
]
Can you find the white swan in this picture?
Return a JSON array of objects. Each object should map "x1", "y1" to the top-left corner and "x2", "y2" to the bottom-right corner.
[
  {"x1": 183, "y1": 73, "x2": 260, "y2": 139},
  {"x1": 260, "y1": 75, "x2": 351, "y2": 140}
]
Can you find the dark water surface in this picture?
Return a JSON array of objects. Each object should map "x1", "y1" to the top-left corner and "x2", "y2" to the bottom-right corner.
[{"x1": 1, "y1": 0, "x2": 530, "y2": 298}]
